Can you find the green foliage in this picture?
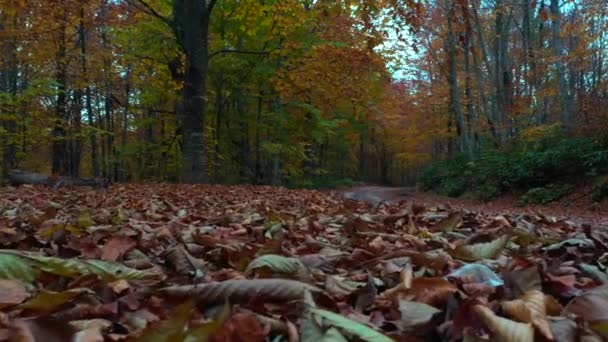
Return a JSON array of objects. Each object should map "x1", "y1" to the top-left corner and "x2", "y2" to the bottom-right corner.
[
  {"x1": 420, "y1": 136, "x2": 608, "y2": 202},
  {"x1": 518, "y1": 184, "x2": 573, "y2": 205},
  {"x1": 592, "y1": 177, "x2": 608, "y2": 202}
]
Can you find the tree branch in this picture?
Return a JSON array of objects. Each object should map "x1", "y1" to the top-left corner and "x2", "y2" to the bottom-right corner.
[
  {"x1": 208, "y1": 49, "x2": 270, "y2": 60},
  {"x1": 130, "y1": 0, "x2": 173, "y2": 27},
  {"x1": 207, "y1": 0, "x2": 219, "y2": 12}
]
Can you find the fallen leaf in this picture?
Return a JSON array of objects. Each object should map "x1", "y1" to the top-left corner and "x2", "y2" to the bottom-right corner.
[
  {"x1": 162, "y1": 245, "x2": 206, "y2": 278},
  {"x1": 0, "y1": 250, "x2": 162, "y2": 282},
  {"x1": 161, "y1": 279, "x2": 320, "y2": 305},
  {"x1": 474, "y1": 305, "x2": 534, "y2": 342},
  {"x1": 101, "y1": 236, "x2": 137, "y2": 261},
  {"x1": 397, "y1": 300, "x2": 441, "y2": 332},
  {"x1": 563, "y1": 284, "x2": 608, "y2": 337},
  {"x1": 127, "y1": 300, "x2": 195, "y2": 341},
  {"x1": 309, "y1": 308, "x2": 393, "y2": 342},
  {"x1": 501, "y1": 290, "x2": 561, "y2": 340},
  {"x1": 0, "y1": 279, "x2": 29, "y2": 309},
  {"x1": 212, "y1": 313, "x2": 266, "y2": 342},
  {"x1": 10, "y1": 317, "x2": 77, "y2": 342},
  {"x1": 450, "y1": 235, "x2": 511, "y2": 261},
  {"x1": 17, "y1": 288, "x2": 94, "y2": 316},
  {"x1": 432, "y1": 212, "x2": 462, "y2": 232},
  {"x1": 245, "y1": 254, "x2": 304, "y2": 275}
]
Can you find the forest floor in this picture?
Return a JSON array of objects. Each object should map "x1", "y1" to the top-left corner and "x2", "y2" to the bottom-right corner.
[
  {"x1": 1, "y1": 183, "x2": 608, "y2": 340},
  {"x1": 340, "y1": 185, "x2": 608, "y2": 226}
]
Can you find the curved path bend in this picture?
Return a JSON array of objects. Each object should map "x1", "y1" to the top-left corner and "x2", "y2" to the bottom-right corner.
[{"x1": 339, "y1": 186, "x2": 608, "y2": 226}]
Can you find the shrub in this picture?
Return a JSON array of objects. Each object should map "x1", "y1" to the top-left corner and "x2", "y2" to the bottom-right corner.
[
  {"x1": 518, "y1": 183, "x2": 573, "y2": 205},
  {"x1": 419, "y1": 136, "x2": 608, "y2": 201},
  {"x1": 592, "y1": 177, "x2": 608, "y2": 202}
]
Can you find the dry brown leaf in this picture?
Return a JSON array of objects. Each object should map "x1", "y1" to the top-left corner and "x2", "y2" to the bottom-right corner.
[
  {"x1": 432, "y1": 212, "x2": 463, "y2": 232},
  {"x1": 101, "y1": 236, "x2": 137, "y2": 261},
  {"x1": 501, "y1": 290, "x2": 562, "y2": 340},
  {"x1": 160, "y1": 279, "x2": 320, "y2": 305},
  {"x1": 450, "y1": 235, "x2": 511, "y2": 261},
  {"x1": 505, "y1": 266, "x2": 542, "y2": 298},
  {"x1": 410, "y1": 249, "x2": 452, "y2": 271},
  {"x1": 212, "y1": 313, "x2": 266, "y2": 342},
  {"x1": 401, "y1": 263, "x2": 413, "y2": 289},
  {"x1": 10, "y1": 318, "x2": 77, "y2": 342},
  {"x1": 162, "y1": 245, "x2": 207, "y2": 277},
  {"x1": 109, "y1": 279, "x2": 130, "y2": 294},
  {"x1": 562, "y1": 284, "x2": 608, "y2": 337},
  {"x1": 382, "y1": 277, "x2": 457, "y2": 307},
  {"x1": 0, "y1": 279, "x2": 29, "y2": 309},
  {"x1": 474, "y1": 305, "x2": 534, "y2": 342}
]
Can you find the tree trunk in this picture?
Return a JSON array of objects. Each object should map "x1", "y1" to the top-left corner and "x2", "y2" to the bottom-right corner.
[
  {"x1": 213, "y1": 77, "x2": 223, "y2": 182},
  {"x1": 550, "y1": 0, "x2": 573, "y2": 127},
  {"x1": 235, "y1": 87, "x2": 251, "y2": 182},
  {"x1": 122, "y1": 67, "x2": 131, "y2": 181},
  {"x1": 174, "y1": 0, "x2": 214, "y2": 183},
  {"x1": 0, "y1": 7, "x2": 19, "y2": 176},
  {"x1": 445, "y1": 0, "x2": 467, "y2": 153},
  {"x1": 359, "y1": 130, "x2": 367, "y2": 180},
  {"x1": 80, "y1": 4, "x2": 100, "y2": 178},
  {"x1": 255, "y1": 93, "x2": 263, "y2": 184},
  {"x1": 471, "y1": 0, "x2": 499, "y2": 142},
  {"x1": 461, "y1": 0, "x2": 475, "y2": 154},
  {"x1": 52, "y1": 15, "x2": 68, "y2": 175}
]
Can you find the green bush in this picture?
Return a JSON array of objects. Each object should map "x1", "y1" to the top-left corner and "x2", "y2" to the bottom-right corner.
[
  {"x1": 518, "y1": 184, "x2": 573, "y2": 205},
  {"x1": 419, "y1": 136, "x2": 608, "y2": 201},
  {"x1": 592, "y1": 177, "x2": 608, "y2": 202}
]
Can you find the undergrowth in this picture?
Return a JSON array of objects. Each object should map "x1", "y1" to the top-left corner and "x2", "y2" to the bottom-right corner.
[{"x1": 420, "y1": 131, "x2": 608, "y2": 204}]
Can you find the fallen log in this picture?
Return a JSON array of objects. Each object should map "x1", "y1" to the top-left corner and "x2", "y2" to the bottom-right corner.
[{"x1": 6, "y1": 170, "x2": 109, "y2": 189}]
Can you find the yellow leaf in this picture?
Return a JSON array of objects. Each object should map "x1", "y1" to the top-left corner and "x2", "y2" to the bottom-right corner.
[
  {"x1": 450, "y1": 235, "x2": 511, "y2": 261},
  {"x1": 501, "y1": 290, "x2": 562, "y2": 340},
  {"x1": 474, "y1": 305, "x2": 534, "y2": 342}
]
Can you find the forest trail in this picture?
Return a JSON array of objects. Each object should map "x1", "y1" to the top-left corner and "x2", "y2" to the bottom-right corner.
[{"x1": 340, "y1": 185, "x2": 608, "y2": 226}]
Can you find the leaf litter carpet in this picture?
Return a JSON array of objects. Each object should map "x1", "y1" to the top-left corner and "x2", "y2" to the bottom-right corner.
[{"x1": 0, "y1": 184, "x2": 607, "y2": 341}]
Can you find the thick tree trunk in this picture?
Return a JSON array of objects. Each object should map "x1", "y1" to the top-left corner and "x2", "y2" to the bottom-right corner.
[
  {"x1": 445, "y1": 0, "x2": 467, "y2": 153},
  {"x1": 491, "y1": 1, "x2": 514, "y2": 138},
  {"x1": 174, "y1": 0, "x2": 212, "y2": 183}
]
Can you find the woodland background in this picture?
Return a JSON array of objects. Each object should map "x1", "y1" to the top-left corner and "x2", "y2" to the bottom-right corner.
[{"x1": 0, "y1": 0, "x2": 607, "y2": 200}]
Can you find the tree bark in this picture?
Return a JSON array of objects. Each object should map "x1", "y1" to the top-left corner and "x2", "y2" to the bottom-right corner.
[
  {"x1": 471, "y1": 0, "x2": 500, "y2": 142},
  {"x1": 550, "y1": 0, "x2": 573, "y2": 127},
  {"x1": 0, "y1": 6, "x2": 19, "y2": 176},
  {"x1": 445, "y1": 0, "x2": 467, "y2": 153},
  {"x1": 173, "y1": 0, "x2": 215, "y2": 183},
  {"x1": 52, "y1": 14, "x2": 68, "y2": 175}
]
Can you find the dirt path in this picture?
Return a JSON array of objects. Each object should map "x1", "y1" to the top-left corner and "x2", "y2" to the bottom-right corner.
[{"x1": 340, "y1": 186, "x2": 608, "y2": 226}]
